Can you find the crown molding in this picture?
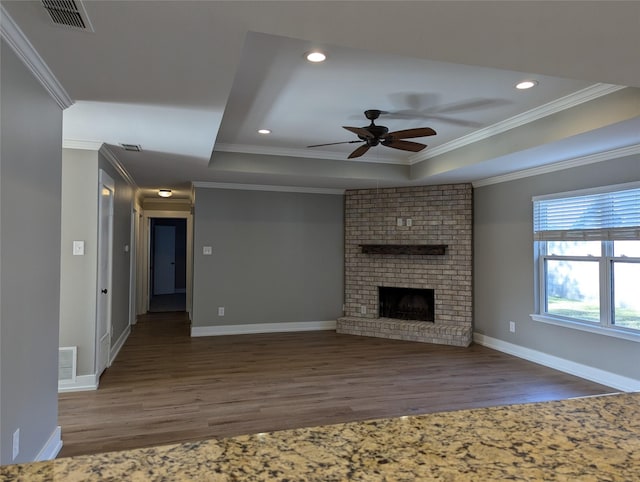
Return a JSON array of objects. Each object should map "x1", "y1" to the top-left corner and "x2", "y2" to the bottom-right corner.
[
  {"x1": 142, "y1": 197, "x2": 192, "y2": 205},
  {"x1": 0, "y1": 5, "x2": 73, "y2": 109},
  {"x1": 192, "y1": 181, "x2": 344, "y2": 195},
  {"x1": 213, "y1": 143, "x2": 407, "y2": 165},
  {"x1": 63, "y1": 139, "x2": 104, "y2": 150},
  {"x1": 409, "y1": 83, "x2": 626, "y2": 165},
  {"x1": 99, "y1": 145, "x2": 139, "y2": 189},
  {"x1": 472, "y1": 144, "x2": 640, "y2": 188}
]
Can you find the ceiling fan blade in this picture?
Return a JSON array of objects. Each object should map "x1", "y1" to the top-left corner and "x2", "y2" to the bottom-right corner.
[
  {"x1": 343, "y1": 126, "x2": 374, "y2": 139},
  {"x1": 307, "y1": 140, "x2": 363, "y2": 148},
  {"x1": 384, "y1": 127, "x2": 436, "y2": 140},
  {"x1": 348, "y1": 144, "x2": 371, "y2": 159},
  {"x1": 382, "y1": 139, "x2": 427, "y2": 152}
]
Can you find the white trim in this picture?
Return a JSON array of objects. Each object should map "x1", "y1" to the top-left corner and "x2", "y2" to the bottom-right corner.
[
  {"x1": 58, "y1": 373, "x2": 99, "y2": 392},
  {"x1": 473, "y1": 144, "x2": 640, "y2": 187},
  {"x1": 34, "y1": 426, "x2": 62, "y2": 462},
  {"x1": 530, "y1": 314, "x2": 640, "y2": 343},
  {"x1": 192, "y1": 181, "x2": 345, "y2": 195},
  {"x1": 109, "y1": 325, "x2": 131, "y2": 365},
  {"x1": 0, "y1": 5, "x2": 73, "y2": 109},
  {"x1": 99, "y1": 145, "x2": 139, "y2": 189},
  {"x1": 531, "y1": 179, "x2": 640, "y2": 202},
  {"x1": 410, "y1": 83, "x2": 624, "y2": 165},
  {"x1": 142, "y1": 197, "x2": 192, "y2": 206},
  {"x1": 473, "y1": 333, "x2": 640, "y2": 392},
  {"x1": 191, "y1": 320, "x2": 337, "y2": 337},
  {"x1": 63, "y1": 139, "x2": 104, "y2": 151},
  {"x1": 214, "y1": 143, "x2": 405, "y2": 165}
]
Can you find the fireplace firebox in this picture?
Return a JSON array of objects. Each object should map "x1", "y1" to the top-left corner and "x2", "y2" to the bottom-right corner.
[{"x1": 378, "y1": 287, "x2": 434, "y2": 322}]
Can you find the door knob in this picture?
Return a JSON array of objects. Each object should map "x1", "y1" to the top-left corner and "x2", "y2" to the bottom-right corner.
[{"x1": 101, "y1": 289, "x2": 108, "y2": 294}]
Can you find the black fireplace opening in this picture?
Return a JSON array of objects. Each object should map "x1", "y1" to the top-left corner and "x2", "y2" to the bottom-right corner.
[{"x1": 379, "y1": 287, "x2": 435, "y2": 322}]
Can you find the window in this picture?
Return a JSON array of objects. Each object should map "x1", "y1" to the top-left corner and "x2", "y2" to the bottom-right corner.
[{"x1": 532, "y1": 183, "x2": 640, "y2": 340}]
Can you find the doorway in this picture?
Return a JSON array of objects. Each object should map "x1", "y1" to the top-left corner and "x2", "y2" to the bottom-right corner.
[
  {"x1": 96, "y1": 170, "x2": 114, "y2": 377},
  {"x1": 149, "y1": 218, "x2": 187, "y2": 312}
]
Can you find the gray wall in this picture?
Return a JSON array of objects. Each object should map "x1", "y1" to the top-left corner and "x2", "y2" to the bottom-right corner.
[
  {"x1": 0, "y1": 41, "x2": 62, "y2": 463},
  {"x1": 98, "y1": 154, "x2": 134, "y2": 345},
  {"x1": 192, "y1": 188, "x2": 344, "y2": 326},
  {"x1": 59, "y1": 149, "x2": 99, "y2": 377},
  {"x1": 474, "y1": 154, "x2": 640, "y2": 380}
]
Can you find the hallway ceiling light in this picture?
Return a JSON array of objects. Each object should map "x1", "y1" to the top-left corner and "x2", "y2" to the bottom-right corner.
[
  {"x1": 305, "y1": 51, "x2": 327, "y2": 63},
  {"x1": 158, "y1": 189, "x2": 172, "y2": 198},
  {"x1": 516, "y1": 80, "x2": 538, "y2": 90}
]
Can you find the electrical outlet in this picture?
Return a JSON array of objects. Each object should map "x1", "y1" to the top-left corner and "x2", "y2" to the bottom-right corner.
[
  {"x1": 406, "y1": 218, "x2": 412, "y2": 227},
  {"x1": 509, "y1": 321, "x2": 516, "y2": 333},
  {"x1": 203, "y1": 246, "x2": 212, "y2": 255},
  {"x1": 218, "y1": 307, "x2": 225, "y2": 316},
  {"x1": 12, "y1": 428, "x2": 19, "y2": 460},
  {"x1": 360, "y1": 305, "x2": 367, "y2": 315}
]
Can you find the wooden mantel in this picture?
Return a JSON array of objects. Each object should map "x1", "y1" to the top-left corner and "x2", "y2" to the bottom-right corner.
[{"x1": 359, "y1": 244, "x2": 448, "y2": 255}]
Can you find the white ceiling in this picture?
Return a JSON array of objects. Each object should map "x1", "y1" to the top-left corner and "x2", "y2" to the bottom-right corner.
[{"x1": 3, "y1": 1, "x2": 640, "y2": 199}]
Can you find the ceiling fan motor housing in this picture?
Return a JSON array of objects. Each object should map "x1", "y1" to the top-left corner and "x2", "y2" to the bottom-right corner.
[{"x1": 361, "y1": 124, "x2": 388, "y2": 145}]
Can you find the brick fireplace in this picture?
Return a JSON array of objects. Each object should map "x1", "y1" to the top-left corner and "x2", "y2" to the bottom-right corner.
[{"x1": 337, "y1": 184, "x2": 473, "y2": 347}]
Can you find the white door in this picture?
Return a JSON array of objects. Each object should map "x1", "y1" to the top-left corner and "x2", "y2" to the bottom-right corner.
[
  {"x1": 96, "y1": 170, "x2": 114, "y2": 378},
  {"x1": 153, "y1": 225, "x2": 176, "y2": 295}
]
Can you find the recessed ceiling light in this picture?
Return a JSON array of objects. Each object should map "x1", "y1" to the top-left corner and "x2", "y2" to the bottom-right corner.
[
  {"x1": 305, "y1": 51, "x2": 327, "y2": 63},
  {"x1": 158, "y1": 189, "x2": 172, "y2": 198},
  {"x1": 257, "y1": 129, "x2": 271, "y2": 135},
  {"x1": 516, "y1": 80, "x2": 538, "y2": 90}
]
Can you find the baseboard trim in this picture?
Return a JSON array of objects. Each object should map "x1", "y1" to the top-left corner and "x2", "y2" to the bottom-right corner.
[
  {"x1": 191, "y1": 320, "x2": 337, "y2": 337},
  {"x1": 58, "y1": 373, "x2": 99, "y2": 392},
  {"x1": 35, "y1": 426, "x2": 62, "y2": 462},
  {"x1": 473, "y1": 333, "x2": 640, "y2": 392},
  {"x1": 110, "y1": 325, "x2": 131, "y2": 365}
]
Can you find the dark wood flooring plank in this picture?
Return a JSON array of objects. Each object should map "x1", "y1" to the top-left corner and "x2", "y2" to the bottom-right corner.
[{"x1": 58, "y1": 312, "x2": 613, "y2": 457}]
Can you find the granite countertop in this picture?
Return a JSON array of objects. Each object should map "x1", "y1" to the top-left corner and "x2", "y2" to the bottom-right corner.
[{"x1": 3, "y1": 392, "x2": 639, "y2": 481}]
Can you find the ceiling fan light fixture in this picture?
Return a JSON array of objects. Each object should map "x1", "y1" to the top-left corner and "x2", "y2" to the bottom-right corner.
[
  {"x1": 305, "y1": 51, "x2": 327, "y2": 63},
  {"x1": 158, "y1": 189, "x2": 172, "y2": 198},
  {"x1": 257, "y1": 129, "x2": 271, "y2": 134},
  {"x1": 516, "y1": 80, "x2": 538, "y2": 90}
]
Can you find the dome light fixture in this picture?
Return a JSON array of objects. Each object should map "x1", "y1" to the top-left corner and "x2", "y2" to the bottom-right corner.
[
  {"x1": 305, "y1": 51, "x2": 327, "y2": 63},
  {"x1": 257, "y1": 129, "x2": 272, "y2": 135},
  {"x1": 158, "y1": 189, "x2": 172, "y2": 198},
  {"x1": 516, "y1": 80, "x2": 538, "y2": 90}
]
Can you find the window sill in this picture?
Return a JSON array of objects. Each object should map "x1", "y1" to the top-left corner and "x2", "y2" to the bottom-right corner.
[{"x1": 530, "y1": 314, "x2": 640, "y2": 343}]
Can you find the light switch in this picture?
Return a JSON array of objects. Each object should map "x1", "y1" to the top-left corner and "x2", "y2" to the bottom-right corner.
[
  {"x1": 396, "y1": 218, "x2": 403, "y2": 226},
  {"x1": 73, "y1": 240, "x2": 85, "y2": 256},
  {"x1": 406, "y1": 218, "x2": 413, "y2": 227},
  {"x1": 203, "y1": 246, "x2": 212, "y2": 255}
]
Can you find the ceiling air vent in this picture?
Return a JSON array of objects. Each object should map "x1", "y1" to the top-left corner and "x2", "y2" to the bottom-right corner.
[
  {"x1": 121, "y1": 143, "x2": 142, "y2": 152},
  {"x1": 42, "y1": 1, "x2": 94, "y2": 32}
]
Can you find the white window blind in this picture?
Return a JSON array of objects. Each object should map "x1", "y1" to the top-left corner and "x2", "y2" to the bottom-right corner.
[{"x1": 533, "y1": 184, "x2": 640, "y2": 241}]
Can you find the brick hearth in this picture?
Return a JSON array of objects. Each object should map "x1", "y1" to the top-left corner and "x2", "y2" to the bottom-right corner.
[{"x1": 337, "y1": 184, "x2": 473, "y2": 347}]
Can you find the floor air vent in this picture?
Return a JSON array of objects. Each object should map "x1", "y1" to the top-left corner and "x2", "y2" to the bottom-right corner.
[
  {"x1": 42, "y1": 1, "x2": 94, "y2": 32},
  {"x1": 58, "y1": 346, "x2": 77, "y2": 383}
]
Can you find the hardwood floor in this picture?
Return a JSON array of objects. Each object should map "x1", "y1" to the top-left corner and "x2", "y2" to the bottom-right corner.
[{"x1": 58, "y1": 312, "x2": 614, "y2": 458}]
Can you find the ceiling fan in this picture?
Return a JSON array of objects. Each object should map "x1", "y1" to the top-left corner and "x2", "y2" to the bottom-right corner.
[{"x1": 307, "y1": 109, "x2": 436, "y2": 159}]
